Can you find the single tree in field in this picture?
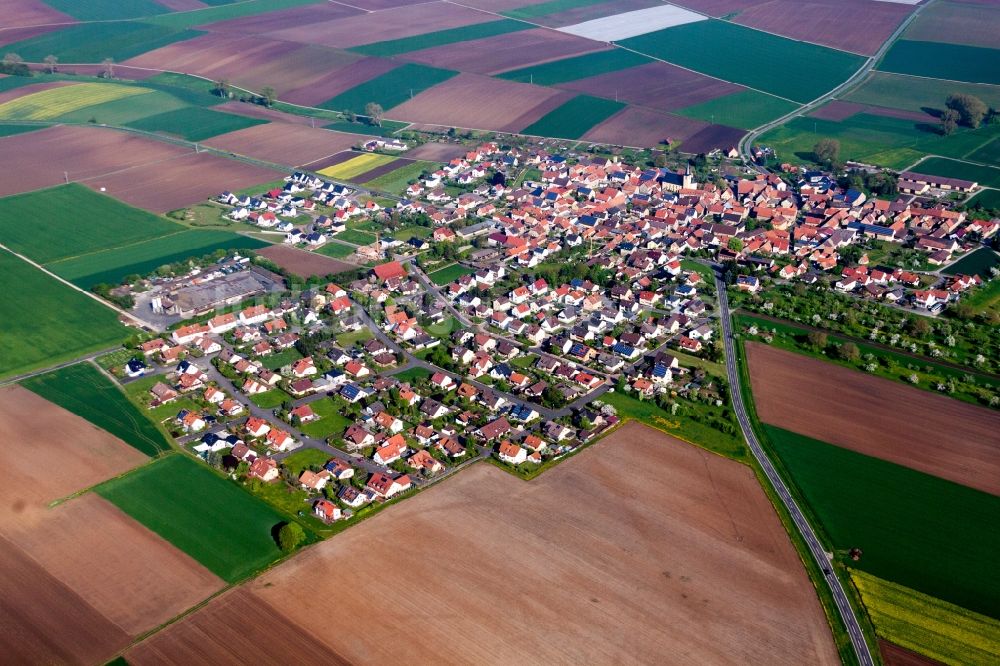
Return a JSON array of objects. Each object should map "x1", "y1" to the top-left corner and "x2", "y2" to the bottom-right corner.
[
  {"x1": 807, "y1": 331, "x2": 828, "y2": 349},
  {"x1": 365, "y1": 101, "x2": 384, "y2": 127},
  {"x1": 946, "y1": 93, "x2": 987, "y2": 128},
  {"x1": 43, "y1": 54, "x2": 58, "y2": 74},
  {"x1": 102, "y1": 57, "x2": 115, "y2": 79},
  {"x1": 214, "y1": 78, "x2": 230, "y2": 98},
  {"x1": 260, "y1": 86, "x2": 276, "y2": 107},
  {"x1": 940, "y1": 109, "x2": 959, "y2": 136},
  {"x1": 277, "y1": 522, "x2": 305, "y2": 553},
  {"x1": 813, "y1": 138, "x2": 840, "y2": 168},
  {"x1": 2, "y1": 52, "x2": 22, "y2": 67}
]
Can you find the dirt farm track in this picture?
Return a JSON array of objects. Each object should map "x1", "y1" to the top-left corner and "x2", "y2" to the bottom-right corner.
[
  {"x1": 747, "y1": 342, "x2": 1000, "y2": 496},
  {"x1": 127, "y1": 421, "x2": 837, "y2": 665}
]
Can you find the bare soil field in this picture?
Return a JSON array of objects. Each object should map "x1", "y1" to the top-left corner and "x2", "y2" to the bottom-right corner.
[
  {"x1": 197, "y1": 421, "x2": 835, "y2": 664},
  {"x1": 681, "y1": 123, "x2": 747, "y2": 153},
  {"x1": 0, "y1": 24, "x2": 63, "y2": 47},
  {"x1": 879, "y1": 640, "x2": 943, "y2": 666},
  {"x1": 559, "y1": 61, "x2": 743, "y2": 111},
  {"x1": 257, "y1": 244, "x2": 357, "y2": 277},
  {"x1": 536, "y1": 0, "x2": 663, "y2": 28},
  {"x1": 811, "y1": 100, "x2": 932, "y2": 122},
  {"x1": 204, "y1": 123, "x2": 360, "y2": 168},
  {"x1": 126, "y1": 588, "x2": 345, "y2": 665},
  {"x1": 265, "y1": 2, "x2": 495, "y2": 49},
  {"x1": 904, "y1": 0, "x2": 1000, "y2": 49},
  {"x1": 404, "y1": 141, "x2": 468, "y2": 161},
  {"x1": 733, "y1": 0, "x2": 913, "y2": 55},
  {"x1": 747, "y1": 343, "x2": 1000, "y2": 496},
  {"x1": 583, "y1": 106, "x2": 710, "y2": 147},
  {"x1": 669, "y1": 0, "x2": 770, "y2": 16},
  {"x1": 81, "y1": 151, "x2": 281, "y2": 213},
  {"x1": 388, "y1": 73, "x2": 573, "y2": 132},
  {"x1": 282, "y1": 56, "x2": 399, "y2": 107},
  {"x1": 403, "y1": 28, "x2": 610, "y2": 76},
  {"x1": 460, "y1": 0, "x2": 538, "y2": 9},
  {"x1": 200, "y1": 2, "x2": 363, "y2": 34},
  {"x1": 215, "y1": 100, "x2": 327, "y2": 126},
  {"x1": 3, "y1": 0, "x2": 74, "y2": 27}
]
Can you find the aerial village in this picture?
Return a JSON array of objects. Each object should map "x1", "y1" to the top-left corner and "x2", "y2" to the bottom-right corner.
[{"x1": 107, "y1": 137, "x2": 998, "y2": 526}]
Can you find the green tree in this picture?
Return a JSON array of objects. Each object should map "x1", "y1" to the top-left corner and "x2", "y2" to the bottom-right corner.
[
  {"x1": 838, "y1": 342, "x2": 860, "y2": 362},
  {"x1": 260, "y1": 86, "x2": 276, "y2": 107},
  {"x1": 813, "y1": 138, "x2": 840, "y2": 168},
  {"x1": 277, "y1": 522, "x2": 306, "y2": 553},
  {"x1": 946, "y1": 93, "x2": 987, "y2": 128},
  {"x1": 940, "y1": 108, "x2": 959, "y2": 136},
  {"x1": 43, "y1": 54, "x2": 57, "y2": 74},
  {"x1": 365, "y1": 102, "x2": 384, "y2": 127},
  {"x1": 727, "y1": 237, "x2": 744, "y2": 252},
  {"x1": 807, "y1": 331, "x2": 828, "y2": 349}
]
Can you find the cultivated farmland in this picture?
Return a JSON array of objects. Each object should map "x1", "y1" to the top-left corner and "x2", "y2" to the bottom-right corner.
[
  {"x1": 521, "y1": 94, "x2": 625, "y2": 140},
  {"x1": 902, "y1": 0, "x2": 1000, "y2": 50},
  {"x1": 581, "y1": 105, "x2": 711, "y2": 148},
  {"x1": 22, "y1": 363, "x2": 172, "y2": 457},
  {"x1": 363, "y1": 160, "x2": 437, "y2": 194},
  {"x1": 878, "y1": 41, "x2": 1000, "y2": 85},
  {"x1": 845, "y1": 72, "x2": 1000, "y2": 115},
  {"x1": 747, "y1": 343, "x2": 1000, "y2": 495},
  {"x1": 204, "y1": 122, "x2": 360, "y2": 167},
  {"x1": 0, "y1": 251, "x2": 129, "y2": 380},
  {"x1": 96, "y1": 454, "x2": 293, "y2": 583},
  {"x1": 942, "y1": 247, "x2": 1000, "y2": 278},
  {"x1": 498, "y1": 48, "x2": 651, "y2": 86},
  {"x1": 125, "y1": 106, "x2": 268, "y2": 142},
  {"x1": 127, "y1": 422, "x2": 838, "y2": 664},
  {"x1": 675, "y1": 89, "x2": 800, "y2": 129},
  {"x1": 908, "y1": 157, "x2": 1000, "y2": 188},
  {"x1": 319, "y1": 62, "x2": 458, "y2": 115},
  {"x1": 351, "y1": 18, "x2": 531, "y2": 57},
  {"x1": 0, "y1": 82, "x2": 152, "y2": 121},
  {"x1": 558, "y1": 4, "x2": 706, "y2": 41},
  {"x1": 0, "y1": 20, "x2": 203, "y2": 63},
  {"x1": 257, "y1": 243, "x2": 357, "y2": 278},
  {"x1": 317, "y1": 153, "x2": 396, "y2": 180}
]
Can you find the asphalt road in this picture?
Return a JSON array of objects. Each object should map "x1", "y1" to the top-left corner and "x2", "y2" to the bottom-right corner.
[{"x1": 715, "y1": 273, "x2": 874, "y2": 666}]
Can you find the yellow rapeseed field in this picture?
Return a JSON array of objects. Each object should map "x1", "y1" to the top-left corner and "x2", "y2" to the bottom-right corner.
[
  {"x1": 0, "y1": 83, "x2": 152, "y2": 121},
  {"x1": 317, "y1": 153, "x2": 395, "y2": 180}
]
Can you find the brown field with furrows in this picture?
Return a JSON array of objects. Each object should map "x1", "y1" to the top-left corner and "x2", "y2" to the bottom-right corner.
[
  {"x1": 126, "y1": 588, "x2": 345, "y2": 665},
  {"x1": 82, "y1": 151, "x2": 283, "y2": 213},
  {"x1": 733, "y1": 0, "x2": 913, "y2": 55},
  {"x1": 680, "y1": 123, "x2": 747, "y2": 153},
  {"x1": 404, "y1": 141, "x2": 468, "y2": 161},
  {"x1": 200, "y1": 2, "x2": 362, "y2": 34},
  {"x1": 214, "y1": 100, "x2": 326, "y2": 126},
  {"x1": 582, "y1": 106, "x2": 710, "y2": 147},
  {"x1": 204, "y1": 123, "x2": 360, "y2": 168},
  {"x1": 226, "y1": 421, "x2": 837, "y2": 664},
  {"x1": 669, "y1": 0, "x2": 769, "y2": 16},
  {"x1": 747, "y1": 342, "x2": 1000, "y2": 496},
  {"x1": 879, "y1": 640, "x2": 944, "y2": 666},
  {"x1": 533, "y1": 0, "x2": 663, "y2": 27},
  {"x1": 559, "y1": 61, "x2": 744, "y2": 111},
  {"x1": 355, "y1": 158, "x2": 411, "y2": 183},
  {"x1": 811, "y1": 100, "x2": 932, "y2": 123},
  {"x1": 0, "y1": 24, "x2": 63, "y2": 47},
  {"x1": 265, "y1": 2, "x2": 495, "y2": 49},
  {"x1": 403, "y1": 28, "x2": 610, "y2": 76},
  {"x1": 388, "y1": 73, "x2": 574, "y2": 132},
  {"x1": 257, "y1": 244, "x2": 357, "y2": 277},
  {"x1": 282, "y1": 56, "x2": 399, "y2": 107},
  {"x1": 3, "y1": 0, "x2": 74, "y2": 27},
  {"x1": 904, "y1": 0, "x2": 1000, "y2": 49}
]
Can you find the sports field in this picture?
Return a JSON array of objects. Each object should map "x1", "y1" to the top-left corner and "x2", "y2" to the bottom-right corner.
[
  {"x1": 317, "y1": 153, "x2": 396, "y2": 180},
  {"x1": 21, "y1": 363, "x2": 171, "y2": 457},
  {"x1": 620, "y1": 20, "x2": 865, "y2": 103},
  {"x1": 497, "y1": 49, "x2": 650, "y2": 85},
  {"x1": 126, "y1": 106, "x2": 268, "y2": 142},
  {"x1": 96, "y1": 454, "x2": 293, "y2": 583},
  {"x1": 675, "y1": 89, "x2": 799, "y2": 129},
  {"x1": 879, "y1": 40, "x2": 1000, "y2": 85},
  {"x1": 764, "y1": 425, "x2": 1000, "y2": 620},
  {"x1": 351, "y1": 19, "x2": 531, "y2": 57},
  {"x1": 521, "y1": 94, "x2": 625, "y2": 140},
  {"x1": 318, "y1": 63, "x2": 458, "y2": 114},
  {"x1": 0, "y1": 250, "x2": 129, "y2": 380},
  {"x1": 0, "y1": 83, "x2": 152, "y2": 121}
]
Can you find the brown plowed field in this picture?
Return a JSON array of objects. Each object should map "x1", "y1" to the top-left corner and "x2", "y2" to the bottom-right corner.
[
  {"x1": 879, "y1": 640, "x2": 944, "y2": 666},
  {"x1": 681, "y1": 123, "x2": 747, "y2": 153},
  {"x1": 3, "y1": 0, "x2": 74, "y2": 27},
  {"x1": 200, "y1": 2, "x2": 363, "y2": 34},
  {"x1": 404, "y1": 28, "x2": 610, "y2": 76},
  {"x1": 257, "y1": 244, "x2": 357, "y2": 277},
  {"x1": 747, "y1": 342, "x2": 1000, "y2": 496},
  {"x1": 282, "y1": 56, "x2": 399, "y2": 107},
  {"x1": 126, "y1": 588, "x2": 346, "y2": 665},
  {"x1": 810, "y1": 100, "x2": 869, "y2": 121},
  {"x1": 904, "y1": 0, "x2": 1000, "y2": 49},
  {"x1": 389, "y1": 73, "x2": 573, "y2": 132},
  {"x1": 404, "y1": 141, "x2": 468, "y2": 161},
  {"x1": 559, "y1": 61, "x2": 743, "y2": 111},
  {"x1": 0, "y1": 24, "x2": 63, "y2": 47},
  {"x1": 204, "y1": 123, "x2": 360, "y2": 168},
  {"x1": 265, "y1": 2, "x2": 495, "y2": 49},
  {"x1": 459, "y1": 0, "x2": 539, "y2": 9},
  {"x1": 535, "y1": 0, "x2": 662, "y2": 27},
  {"x1": 214, "y1": 100, "x2": 326, "y2": 126},
  {"x1": 733, "y1": 0, "x2": 913, "y2": 55},
  {"x1": 668, "y1": 0, "x2": 769, "y2": 16},
  {"x1": 82, "y1": 151, "x2": 281, "y2": 213},
  {"x1": 583, "y1": 106, "x2": 709, "y2": 147}
]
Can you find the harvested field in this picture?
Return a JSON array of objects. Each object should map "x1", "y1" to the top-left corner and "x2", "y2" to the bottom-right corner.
[
  {"x1": 559, "y1": 4, "x2": 706, "y2": 41},
  {"x1": 747, "y1": 342, "x2": 1000, "y2": 496},
  {"x1": 201, "y1": 2, "x2": 363, "y2": 34},
  {"x1": 904, "y1": 0, "x2": 1000, "y2": 50},
  {"x1": 582, "y1": 106, "x2": 710, "y2": 147},
  {"x1": 558, "y1": 60, "x2": 742, "y2": 111},
  {"x1": 404, "y1": 141, "x2": 468, "y2": 161},
  {"x1": 879, "y1": 641, "x2": 942, "y2": 666},
  {"x1": 81, "y1": 151, "x2": 283, "y2": 213},
  {"x1": 733, "y1": 0, "x2": 914, "y2": 55},
  {"x1": 126, "y1": 588, "x2": 344, "y2": 665},
  {"x1": 266, "y1": 2, "x2": 495, "y2": 49},
  {"x1": 257, "y1": 244, "x2": 357, "y2": 277},
  {"x1": 2, "y1": 0, "x2": 75, "y2": 27},
  {"x1": 204, "y1": 123, "x2": 360, "y2": 167},
  {"x1": 402, "y1": 27, "x2": 609, "y2": 76},
  {"x1": 387, "y1": 73, "x2": 573, "y2": 132},
  {"x1": 680, "y1": 123, "x2": 747, "y2": 153},
  {"x1": 227, "y1": 421, "x2": 837, "y2": 664}
]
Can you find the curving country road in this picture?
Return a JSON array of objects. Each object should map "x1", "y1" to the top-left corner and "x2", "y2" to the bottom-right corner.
[{"x1": 714, "y1": 272, "x2": 874, "y2": 666}]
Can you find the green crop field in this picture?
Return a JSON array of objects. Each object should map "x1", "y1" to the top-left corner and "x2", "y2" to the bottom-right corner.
[
  {"x1": 879, "y1": 41, "x2": 1000, "y2": 85},
  {"x1": 502, "y1": 0, "x2": 607, "y2": 19},
  {"x1": 0, "y1": 124, "x2": 43, "y2": 138},
  {"x1": 22, "y1": 363, "x2": 171, "y2": 457},
  {"x1": 853, "y1": 571, "x2": 1000, "y2": 665},
  {"x1": 620, "y1": 20, "x2": 865, "y2": 103},
  {"x1": 96, "y1": 454, "x2": 293, "y2": 582},
  {"x1": 42, "y1": 0, "x2": 170, "y2": 20},
  {"x1": 125, "y1": 107, "x2": 267, "y2": 141},
  {"x1": 427, "y1": 262, "x2": 473, "y2": 285},
  {"x1": 968, "y1": 137, "x2": 1000, "y2": 164},
  {"x1": 322, "y1": 120, "x2": 408, "y2": 137},
  {"x1": 0, "y1": 185, "x2": 179, "y2": 264},
  {"x1": 351, "y1": 19, "x2": 530, "y2": 57},
  {"x1": 942, "y1": 247, "x2": 1000, "y2": 278},
  {"x1": 845, "y1": 72, "x2": 1000, "y2": 115},
  {"x1": 521, "y1": 94, "x2": 625, "y2": 139},
  {"x1": 319, "y1": 64, "x2": 458, "y2": 115},
  {"x1": 967, "y1": 188, "x2": 1000, "y2": 212},
  {"x1": 497, "y1": 49, "x2": 650, "y2": 85},
  {"x1": 911, "y1": 156, "x2": 1000, "y2": 188},
  {"x1": 675, "y1": 89, "x2": 799, "y2": 129},
  {"x1": 297, "y1": 398, "x2": 352, "y2": 439},
  {"x1": 46, "y1": 229, "x2": 270, "y2": 289},
  {"x1": 365, "y1": 160, "x2": 436, "y2": 194},
  {"x1": 1, "y1": 22, "x2": 204, "y2": 63},
  {"x1": 764, "y1": 425, "x2": 1000, "y2": 619},
  {"x1": 0, "y1": 251, "x2": 129, "y2": 380},
  {"x1": 145, "y1": 0, "x2": 323, "y2": 29}
]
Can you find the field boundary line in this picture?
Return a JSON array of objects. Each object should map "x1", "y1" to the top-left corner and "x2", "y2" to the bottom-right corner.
[{"x1": 44, "y1": 229, "x2": 190, "y2": 266}]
